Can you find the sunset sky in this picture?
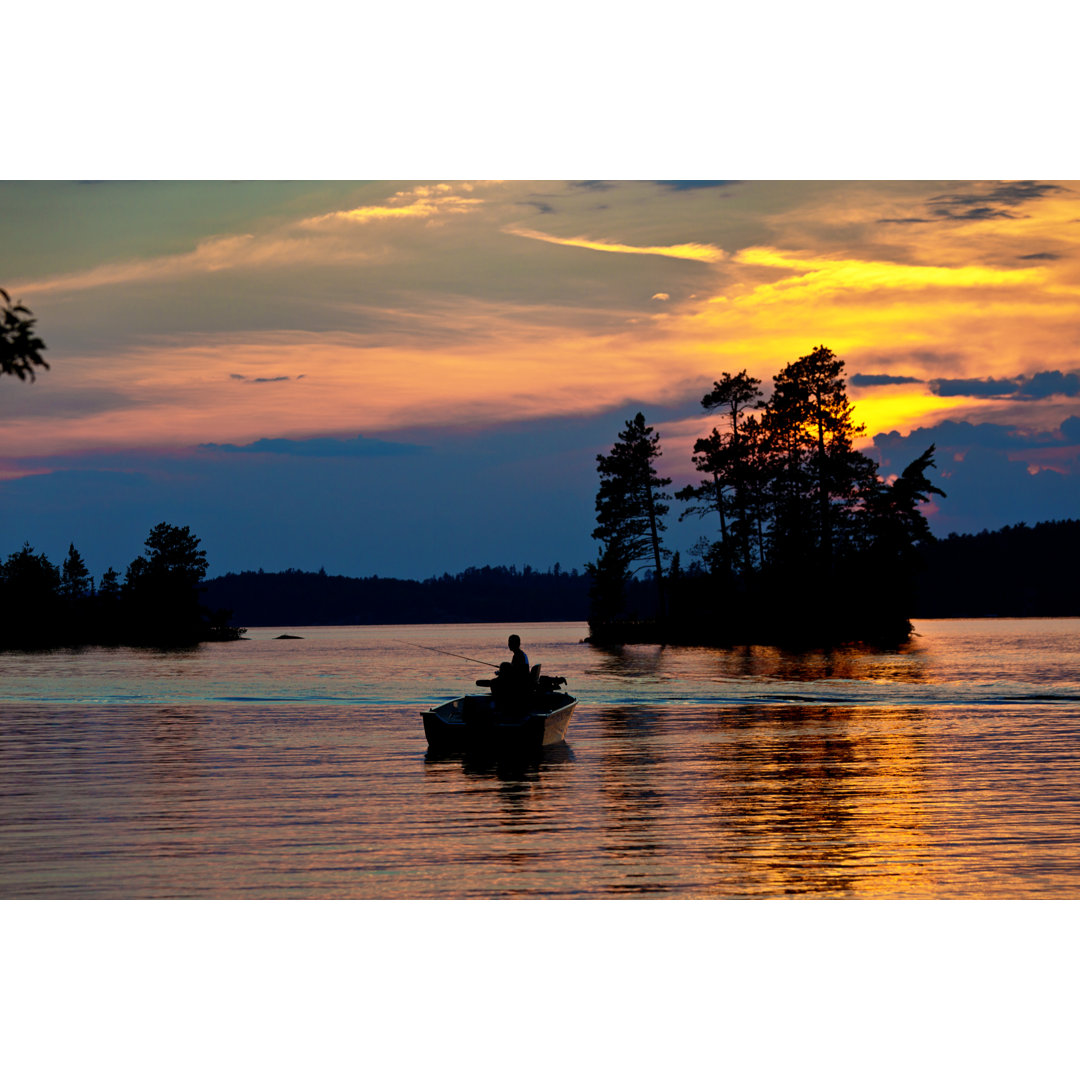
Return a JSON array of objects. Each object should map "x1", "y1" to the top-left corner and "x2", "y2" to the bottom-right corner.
[{"x1": 3, "y1": 179, "x2": 1080, "y2": 579}]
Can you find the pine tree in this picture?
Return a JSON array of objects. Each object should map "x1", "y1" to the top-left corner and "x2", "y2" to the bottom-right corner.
[
  {"x1": 124, "y1": 523, "x2": 210, "y2": 642},
  {"x1": 677, "y1": 370, "x2": 763, "y2": 575},
  {"x1": 765, "y1": 345, "x2": 868, "y2": 572},
  {"x1": 60, "y1": 543, "x2": 92, "y2": 599},
  {"x1": 591, "y1": 412, "x2": 672, "y2": 620},
  {"x1": 0, "y1": 544, "x2": 60, "y2": 647},
  {"x1": 98, "y1": 567, "x2": 121, "y2": 600}
]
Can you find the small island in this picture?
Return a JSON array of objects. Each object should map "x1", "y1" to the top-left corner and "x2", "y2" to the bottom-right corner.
[
  {"x1": 0, "y1": 522, "x2": 245, "y2": 650},
  {"x1": 586, "y1": 346, "x2": 944, "y2": 648}
]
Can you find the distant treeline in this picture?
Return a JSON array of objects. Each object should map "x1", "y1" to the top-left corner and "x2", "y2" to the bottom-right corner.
[
  {"x1": 202, "y1": 564, "x2": 591, "y2": 627},
  {"x1": 200, "y1": 519, "x2": 1080, "y2": 629},
  {"x1": 5, "y1": 520, "x2": 1077, "y2": 651},
  {"x1": 913, "y1": 519, "x2": 1080, "y2": 618}
]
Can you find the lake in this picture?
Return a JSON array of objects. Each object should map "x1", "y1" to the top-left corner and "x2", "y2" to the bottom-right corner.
[{"x1": 2, "y1": 618, "x2": 1079, "y2": 898}]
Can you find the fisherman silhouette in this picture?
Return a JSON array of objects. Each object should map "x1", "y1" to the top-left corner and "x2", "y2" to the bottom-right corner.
[
  {"x1": 504, "y1": 634, "x2": 530, "y2": 682},
  {"x1": 486, "y1": 633, "x2": 531, "y2": 712}
]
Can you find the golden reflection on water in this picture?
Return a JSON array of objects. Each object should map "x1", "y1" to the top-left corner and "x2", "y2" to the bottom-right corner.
[{"x1": 693, "y1": 705, "x2": 935, "y2": 898}]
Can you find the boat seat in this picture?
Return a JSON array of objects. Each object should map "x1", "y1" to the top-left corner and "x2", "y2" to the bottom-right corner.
[{"x1": 530, "y1": 664, "x2": 541, "y2": 686}]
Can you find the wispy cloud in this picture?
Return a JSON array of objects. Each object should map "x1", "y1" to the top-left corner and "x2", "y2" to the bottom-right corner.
[
  {"x1": 12, "y1": 185, "x2": 484, "y2": 298},
  {"x1": 652, "y1": 181, "x2": 742, "y2": 192},
  {"x1": 229, "y1": 373, "x2": 305, "y2": 384},
  {"x1": 200, "y1": 434, "x2": 426, "y2": 457},
  {"x1": 301, "y1": 185, "x2": 482, "y2": 227},
  {"x1": 734, "y1": 247, "x2": 1048, "y2": 290},
  {"x1": 504, "y1": 226, "x2": 726, "y2": 263},
  {"x1": 926, "y1": 181, "x2": 1064, "y2": 220}
]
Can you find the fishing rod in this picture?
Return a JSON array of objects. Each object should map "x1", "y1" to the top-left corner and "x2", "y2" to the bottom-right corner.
[{"x1": 393, "y1": 639, "x2": 499, "y2": 668}]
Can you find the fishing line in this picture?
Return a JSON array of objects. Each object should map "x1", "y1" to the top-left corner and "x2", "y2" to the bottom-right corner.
[{"x1": 393, "y1": 640, "x2": 499, "y2": 668}]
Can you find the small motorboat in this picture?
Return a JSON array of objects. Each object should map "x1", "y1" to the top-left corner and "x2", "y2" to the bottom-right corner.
[{"x1": 422, "y1": 667, "x2": 576, "y2": 752}]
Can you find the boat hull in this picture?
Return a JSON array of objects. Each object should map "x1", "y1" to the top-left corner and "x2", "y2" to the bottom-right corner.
[{"x1": 422, "y1": 692, "x2": 576, "y2": 752}]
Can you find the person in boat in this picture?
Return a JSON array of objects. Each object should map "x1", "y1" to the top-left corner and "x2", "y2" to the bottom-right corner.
[
  {"x1": 489, "y1": 634, "x2": 532, "y2": 709},
  {"x1": 504, "y1": 634, "x2": 530, "y2": 683}
]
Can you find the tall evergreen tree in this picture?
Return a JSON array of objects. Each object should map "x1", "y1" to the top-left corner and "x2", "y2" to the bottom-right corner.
[
  {"x1": 591, "y1": 412, "x2": 672, "y2": 619},
  {"x1": 58, "y1": 543, "x2": 93, "y2": 641},
  {"x1": 677, "y1": 370, "x2": 763, "y2": 575},
  {"x1": 60, "y1": 543, "x2": 92, "y2": 599},
  {"x1": 765, "y1": 345, "x2": 867, "y2": 571},
  {"x1": 124, "y1": 523, "x2": 210, "y2": 642},
  {"x1": 676, "y1": 427, "x2": 732, "y2": 572}
]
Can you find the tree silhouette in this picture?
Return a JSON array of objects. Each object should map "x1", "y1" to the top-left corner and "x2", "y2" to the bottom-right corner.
[
  {"x1": 1, "y1": 290, "x2": 48, "y2": 382},
  {"x1": 0, "y1": 525, "x2": 241, "y2": 649},
  {"x1": 677, "y1": 428, "x2": 732, "y2": 567},
  {"x1": 1, "y1": 544, "x2": 61, "y2": 647},
  {"x1": 60, "y1": 543, "x2": 92, "y2": 599},
  {"x1": 765, "y1": 345, "x2": 865, "y2": 572},
  {"x1": 591, "y1": 412, "x2": 672, "y2": 619},
  {"x1": 860, "y1": 445, "x2": 946, "y2": 559},
  {"x1": 591, "y1": 347, "x2": 945, "y2": 644},
  {"x1": 677, "y1": 370, "x2": 763, "y2": 576},
  {"x1": 124, "y1": 523, "x2": 210, "y2": 642}
]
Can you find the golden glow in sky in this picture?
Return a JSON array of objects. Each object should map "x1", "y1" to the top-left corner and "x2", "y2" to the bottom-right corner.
[{"x1": 3, "y1": 179, "x2": 1080, "y2": 466}]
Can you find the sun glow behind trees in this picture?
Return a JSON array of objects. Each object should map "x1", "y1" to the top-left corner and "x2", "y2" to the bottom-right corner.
[{"x1": 589, "y1": 347, "x2": 944, "y2": 644}]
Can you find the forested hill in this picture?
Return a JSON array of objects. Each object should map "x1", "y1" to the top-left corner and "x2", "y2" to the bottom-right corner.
[
  {"x1": 912, "y1": 519, "x2": 1080, "y2": 618},
  {"x1": 202, "y1": 565, "x2": 592, "y2": 626}
]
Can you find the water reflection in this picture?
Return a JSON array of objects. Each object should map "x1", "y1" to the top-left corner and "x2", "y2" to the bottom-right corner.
[
  {"x1": 587, "y1": 639, "x2": 929, "y2": 687},
  {"x1": 4, "y1": 622, "x2": 1080, "y2": 898},
  {"x1": 424, "y1": 741, "x2": 574, "y2": 780},
  {"x1": 582, "y1": 702, "x2": 939, "y2": 897},
  {"x1": 590, "y1": 706, "x2": 670, "y2": 893},
  {"x1": 696, "y1": 704, "x2": 934, "y2": 896}
]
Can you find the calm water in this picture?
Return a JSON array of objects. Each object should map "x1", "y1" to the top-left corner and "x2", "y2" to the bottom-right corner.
[{"x1": 2, "y1": 619, "x2": 1079, "y2": 898}]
